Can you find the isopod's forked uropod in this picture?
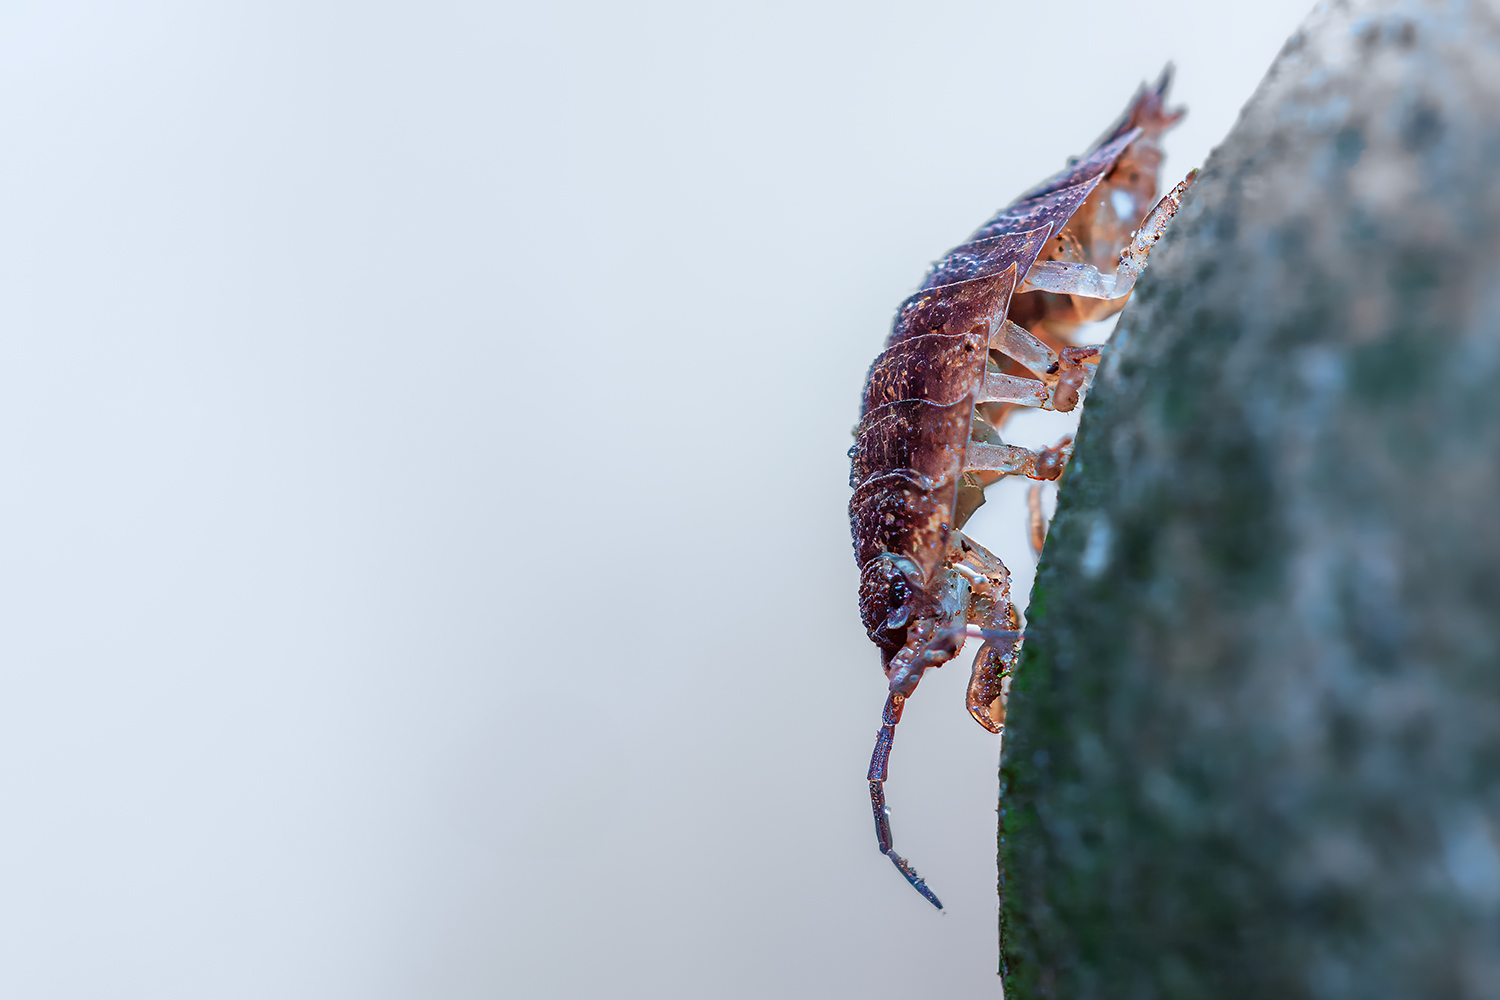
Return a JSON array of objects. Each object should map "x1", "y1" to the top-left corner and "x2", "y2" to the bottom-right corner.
[{"x1": 848, "y1": 68, "x2": 1193, "y2": 909}]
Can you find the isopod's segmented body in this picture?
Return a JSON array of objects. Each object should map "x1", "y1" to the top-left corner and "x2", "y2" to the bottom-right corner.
[{"x1": 850, "y1": 71, "x2": 1192, "y2": 908}]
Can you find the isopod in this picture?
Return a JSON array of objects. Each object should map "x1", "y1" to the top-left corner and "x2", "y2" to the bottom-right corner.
[{"x1": 849, "y1": 70, "x2": 1194, "y2": 908}]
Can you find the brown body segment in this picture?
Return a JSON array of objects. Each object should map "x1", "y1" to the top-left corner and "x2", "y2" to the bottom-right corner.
[
  {"x1": 848, "y1": 70, "x2": 1189, "y2": 910},
  {"x1": 860, "y1": 330, "x2": 989, "y2": 415},
  {"x1": 887, "y1": 267, "x2": 1017, "y2": 350},
  {"x1": 848, "y1": 472, "x2": 954, "y2": 582},
  {"x1": 919, "y1": 227, "x2": 1049, "y2": 295},
  {"x1": 849, "y1": 398, "x2": 975, "y2": 491}
]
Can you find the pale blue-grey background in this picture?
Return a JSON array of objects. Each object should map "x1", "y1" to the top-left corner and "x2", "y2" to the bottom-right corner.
[{"x1": 0, "y1": 1, "x2": 1311, "y2": 996}]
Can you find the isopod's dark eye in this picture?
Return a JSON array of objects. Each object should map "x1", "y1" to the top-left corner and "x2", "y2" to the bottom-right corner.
[
  {"x1": 880, "y1": 569, "x2": 911, "y2": 631},
  {"x1": 859, "y1": 555, "x2": 922, "y2": 651}
]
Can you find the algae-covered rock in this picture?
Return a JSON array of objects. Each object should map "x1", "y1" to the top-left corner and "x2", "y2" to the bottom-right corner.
[{"x1": 1000, "y1": 2, "x2": 1500, "y2": 996}]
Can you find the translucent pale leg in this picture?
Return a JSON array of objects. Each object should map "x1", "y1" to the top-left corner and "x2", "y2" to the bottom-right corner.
[
  {"x1": 1019, "y1": 170, "x2": 1197, "y2": 299},
  {"x1": 1020, "y1": 260, "x2": 1121, "y2": 299},
  {"x1": 979, "y1": 319, "x2": 1100, "y2": 412},
  {"x1": 977, "y1": 371, "x2": 1050, "y2": 407},
  {"x1": 1027, "y1": 483, "x2": 1048, "y2": 557},
  {"x1": 991, "y1": 318, "x2": 1057, "y2": 375},
  {"x1": 965, "y1": 437, "x2": 1074, "y2": 481}
]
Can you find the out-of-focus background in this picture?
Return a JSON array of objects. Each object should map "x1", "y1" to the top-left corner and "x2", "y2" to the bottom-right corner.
[{"x1": 0, "y1": 2, "x2": 1311, "y2": 996}]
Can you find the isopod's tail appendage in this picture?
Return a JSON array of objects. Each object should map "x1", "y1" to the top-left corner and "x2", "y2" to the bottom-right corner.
[
  {"x1": 868, "y1": 693, "x2": 943, "y2": 910},
  {"x1": 1153, "y1": 62, "x2": 1174, "y2": 97},
  {"x1": 1085, "y1": 63, "x2": 1183, "y2": 161}
]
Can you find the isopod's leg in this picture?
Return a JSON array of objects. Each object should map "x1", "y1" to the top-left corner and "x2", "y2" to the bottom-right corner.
[
  {"x1": 1020, "y1": 169, "x2": 1197, "y2": 299},
  {"x1": 991, "y1": 318, "x2": 1057, "y2": 377},
  {"x1": 1027, "y1": 484, "x2": 1048, "y2": 557},
  {"x1": 868, "y1": 692, "x2": 943, "y2": 909},
  {"x1": 950, "y1": 534, "x2": 1022, "y2": 734},
  {"x1": 980, "y1": 321, "x2": 1100, "y2": 414},
  {"x1": 974, "y1": 317, "x2": 1053, "y2": 440},
  {"x1": 1114, "y1": 169, "x2": 1197, "y2": 292},
  {"x1": 964, "y1": 436, "x2": 1074, "y2": 481}
]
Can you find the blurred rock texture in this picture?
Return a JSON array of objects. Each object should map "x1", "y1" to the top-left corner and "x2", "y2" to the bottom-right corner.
[{"x1": 998, "y1": 1, "x2": 1500, "y2": 996}]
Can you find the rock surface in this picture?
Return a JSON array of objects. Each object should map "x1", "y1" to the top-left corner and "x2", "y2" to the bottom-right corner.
[{"x1": 999, "y1": 1, "x2": 1500, "y2": 996}]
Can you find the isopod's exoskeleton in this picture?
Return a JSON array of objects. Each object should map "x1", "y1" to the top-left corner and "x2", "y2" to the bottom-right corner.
[{"x1": 849, "y1": 69, "x2": 1194, "y2": 909}]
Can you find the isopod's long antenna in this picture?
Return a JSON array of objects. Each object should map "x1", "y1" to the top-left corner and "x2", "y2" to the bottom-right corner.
[{"x1": 868, "y1": 692, "x2": 943, "y2": 909}]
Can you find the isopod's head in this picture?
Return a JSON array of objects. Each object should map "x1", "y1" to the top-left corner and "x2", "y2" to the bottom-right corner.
[
  {"x1": 858, "y1": 553, "x2": 926, "y2": 654},
  {"x1": 860, "y1": 554, "x2": 968, "y2": 695}
]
